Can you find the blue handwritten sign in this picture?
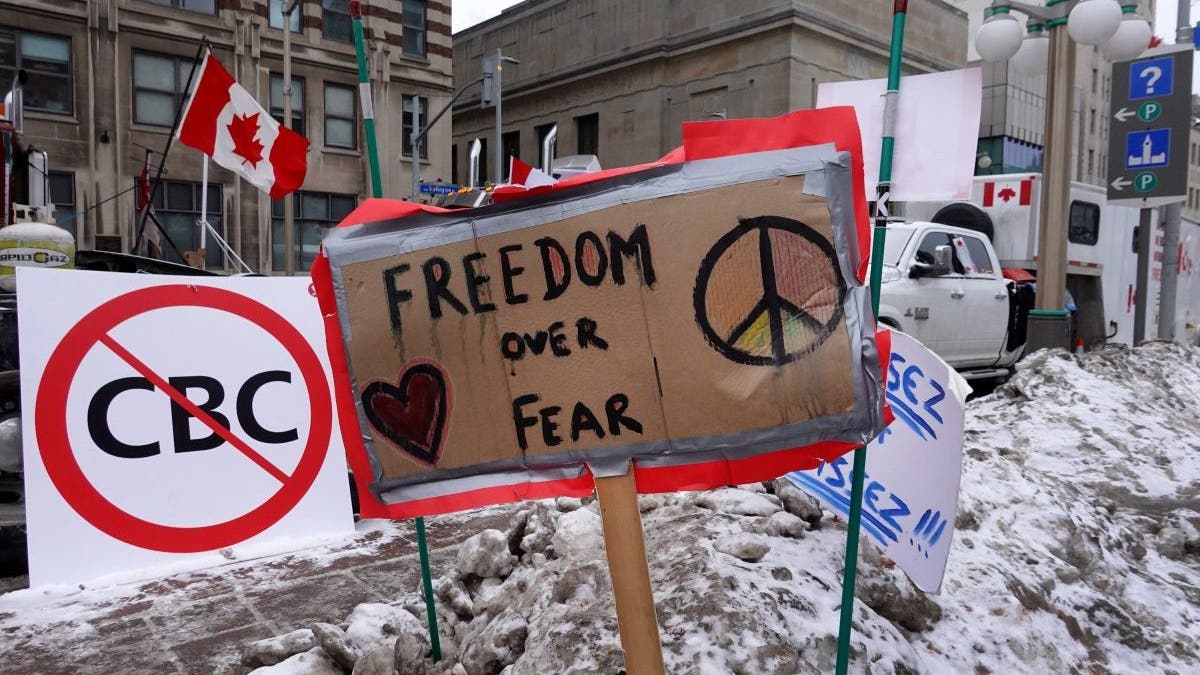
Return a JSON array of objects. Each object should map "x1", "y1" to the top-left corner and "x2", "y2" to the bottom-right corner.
[{"x1": 785, "y1": 329, "x2": 967, "y2": 593}]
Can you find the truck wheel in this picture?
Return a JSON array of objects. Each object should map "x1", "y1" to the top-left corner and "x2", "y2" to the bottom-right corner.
[{"x1": 930, "y1": 203, "x2": 995, "y2": 242}]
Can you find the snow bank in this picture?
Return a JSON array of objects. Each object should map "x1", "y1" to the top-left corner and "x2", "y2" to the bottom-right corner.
[{"x1": 240, "y1": 343, "x2": 1200, "y2": 674}]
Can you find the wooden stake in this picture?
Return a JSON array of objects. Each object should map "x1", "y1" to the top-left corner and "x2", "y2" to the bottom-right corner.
[{"x1": 594, "y1": 470, "x2": 666, "y2": 675}]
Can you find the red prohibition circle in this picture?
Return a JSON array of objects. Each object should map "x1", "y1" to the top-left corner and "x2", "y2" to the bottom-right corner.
[{"x1": 35, "y1": 284, "x2": 333, "y2": 553}]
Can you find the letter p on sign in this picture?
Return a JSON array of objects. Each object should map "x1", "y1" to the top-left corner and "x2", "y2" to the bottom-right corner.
[{"x1": 18, "y1": 269, "x2": 353, "y2": 588}]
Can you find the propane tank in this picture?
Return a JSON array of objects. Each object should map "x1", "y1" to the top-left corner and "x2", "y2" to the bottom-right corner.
[{"x1": 0, "y1": 221, "x2": 75, "y2": 293}]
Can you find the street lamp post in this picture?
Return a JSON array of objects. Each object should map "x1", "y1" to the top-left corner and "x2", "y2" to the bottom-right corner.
[
  {"x1": 975, "y1": 0, "x2": 1150, "y2": 349},
  {"x1": 282, "y1": 0, "x2": 299, "y2": 276}
]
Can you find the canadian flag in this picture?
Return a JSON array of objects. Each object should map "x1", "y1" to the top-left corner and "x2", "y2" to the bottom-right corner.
[
  {"x1": 509, "y1": 156, "x2": 557, "y2": 188},
  {"x1": 178, "y1": 53, "x2": 308, "y2": 199},
  {"x1": 982, "y1": 177, "x2": 1032, "y2": 207}
]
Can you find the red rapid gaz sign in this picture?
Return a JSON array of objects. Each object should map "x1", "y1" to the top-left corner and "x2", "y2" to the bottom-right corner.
[{"x1": 35, "y1": 285, "x2": 332, "y2": 553}]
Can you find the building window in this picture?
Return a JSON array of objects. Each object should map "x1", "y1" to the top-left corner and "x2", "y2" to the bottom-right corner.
[
  {"x1": 536, "y1": 122, "x2": 557, "y2": 172},
  {"x1": 143, "y1": 0, "x2": 217, "y2": 12},
  {"x1": 451, "y1": 144, "x2": 458, "y2": 185},
  {"x1": 152, "y1": 180, "x2": 224, "y2": 269},
  {"x1": 269, "y1": 74, "x2": 305, "y2": 136},
  {"x1": 269, "y1": 0, "x2": 303, "y2": 32},
  {"x1": 402, "y1": 94, "x2": 428, "y2": 158},
  {"x1": 48, "y1": 171, "x2": 76, "y2": 238},
  {"x1": 0, "y1": 28, "x2": 72, "y2": 115},
  {"x1": 1091, "y1": 67, "x2": 1098, "y2": 94},
  {"x1": 402, "y1": 0, "x2": 427, "y2": 57},
  {"x1": 575, "y1": 112, "x2": 599, "y2": 156},
  {"x1": 1068, "y1": 200, "x2": 1100, "y2": 246},
  {"x1": 1089, "y1": 108, "x2": 1096, "y2": 134},
  {"x1": 133, "y1": 51, "x2": 194, "y2": 127},
  {"x1": 271, "y1": 191, "x2": 356, "y2": 272},
  {"x1": 1087, "y1": 150, "x2": 1094, "y2": 180},
  {"x1": 324, "y1": 83, "x2": 356, "y2": 149},
  {"x1": 502, "y1": 130, "x2": 520, "y2": 181},
  {"x1": 322, "y1": 0, "x2": 352, "y2": 43}
]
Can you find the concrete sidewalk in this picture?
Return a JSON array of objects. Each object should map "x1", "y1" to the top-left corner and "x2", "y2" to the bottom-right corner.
[{"x1": 0, "y1": 507, "x2": 518, "y2": 675}]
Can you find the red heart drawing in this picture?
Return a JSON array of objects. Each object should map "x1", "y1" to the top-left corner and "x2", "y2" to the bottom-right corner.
[{"x1": 361, "y1": 363, "x2": 449, "y2": 466}]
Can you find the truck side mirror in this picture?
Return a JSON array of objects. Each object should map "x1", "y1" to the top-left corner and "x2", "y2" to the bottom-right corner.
[{"x1": 910, "y1": 244, "x2": 954, "y2": 278}]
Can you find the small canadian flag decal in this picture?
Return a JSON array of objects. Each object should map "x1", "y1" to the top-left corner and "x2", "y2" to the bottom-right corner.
[{"x1": 178, "y1": 53, "x2": 309, "y2": 199}]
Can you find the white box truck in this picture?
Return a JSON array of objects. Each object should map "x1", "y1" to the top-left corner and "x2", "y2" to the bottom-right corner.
[{"x1": 904, "y1": 172, "x2": 1200, "y2": 349}]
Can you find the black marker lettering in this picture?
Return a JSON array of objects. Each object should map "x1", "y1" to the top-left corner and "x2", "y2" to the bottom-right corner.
[
  {"x1": 576, "y1": 317, "x2": 608, "y2": 350},
  {"x1": 422, "y1": 257, "x2": 468, "y2": 318},
  {"x1": 575, "y1": 231, "x2": 609, "y2": 286},
  {"x1": 539, "y1": 405, "x2": 563, "y2": 447},
  {"x1": 535, "y1": 237, "x2": 571, "y2": 300},
  {"x1": 548, "y1": 321, "x2": 570, "y2": 356},
  {"x1": 605, "y1": 393, "x2": 643, "y2": 436},
  {"x1": 512, "y1": 394, "x2": 540, "y2": 451},
  {"x1": 608, "y1": 224, "x2": 656, "y2": 287},
  {"x1": 500, "y1": 332, "x2": 525, "y2": 360},
  {"x1": 570, "y1": 401, "x2": 605, "y2": 442},
  {"x1": 463, "y1": 252, "x2": 497, "y2": 314},
  {"x1": 383, "y1": 263, "x2": 412, "y2": 337},
  {"x1": 498, "y1": 244, "x2": 528, "y2": 305}
]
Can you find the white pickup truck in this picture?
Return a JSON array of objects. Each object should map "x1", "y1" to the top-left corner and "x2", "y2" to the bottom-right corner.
[{"x1": 876, "y1": 222, "x2": 1026, "y2": 379}]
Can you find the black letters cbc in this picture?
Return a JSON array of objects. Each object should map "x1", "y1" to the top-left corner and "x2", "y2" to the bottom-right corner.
[{"x1": 87, "y1": 371, "x2": 299, "y2": 458}]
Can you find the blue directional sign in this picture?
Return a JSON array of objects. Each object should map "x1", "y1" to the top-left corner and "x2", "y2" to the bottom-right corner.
[
  {"x1": 1124, "y1": 129, "x2": 1171, "y2": 170},
  {"x1": 420, "y1": 183, "x2": 459, "y2": 196},
  {"x1": 1129, "y1": 56, "x2": 1174, "y2": 100}
]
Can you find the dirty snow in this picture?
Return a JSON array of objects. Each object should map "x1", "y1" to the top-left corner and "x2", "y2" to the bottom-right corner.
[{"x1": 4, "y1": 343, "x2": 1200, "y2": 674}]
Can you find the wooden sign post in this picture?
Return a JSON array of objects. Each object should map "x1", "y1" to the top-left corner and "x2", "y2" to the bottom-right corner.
[{"x1": 595, "y1": 470, "x2": 666, "y2": 675}]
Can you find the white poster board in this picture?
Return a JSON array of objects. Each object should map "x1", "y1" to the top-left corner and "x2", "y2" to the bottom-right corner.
[
  {"x1": 817, "y1": 68, "x2": 983, "y2": 202},
  {"x1": 786, "y1": 329, "x2": 969, "y2": 592},
  {"x1": 19, "y1": 269, "x2": 353, "y2": 587}
]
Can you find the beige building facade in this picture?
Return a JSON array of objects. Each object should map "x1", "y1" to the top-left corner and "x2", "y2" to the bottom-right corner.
[
  {"x1": 3, "y1": 0, "x2": 452, "y2": 274},
  {"x1": 450, "y1": 0, "x2": 968, "y2": 185}
]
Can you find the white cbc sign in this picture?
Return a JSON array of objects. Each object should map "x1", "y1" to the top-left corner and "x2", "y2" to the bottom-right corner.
[{"x1": 19, "y1": 268, "x2": 353, "y2": 587}]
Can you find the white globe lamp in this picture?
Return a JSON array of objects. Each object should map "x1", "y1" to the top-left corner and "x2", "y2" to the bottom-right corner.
[
  {"x1": 1101, "y1": 13, "x2": 1152, "y2": 61},
  {"x1": 1011, "y1": 28, "x2": 1051, "y2": 76},
  {"x1": 1067, "y1": 0, "x2": 1123, "y2": 46},
  {"x1": 976, "y1": 12, "x2": 1025, "y2": 62}
]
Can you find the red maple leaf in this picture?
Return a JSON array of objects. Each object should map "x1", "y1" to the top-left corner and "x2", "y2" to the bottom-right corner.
[
  {"x1": 228, "y1": 113, "x2": 264, "y2": 168},
  {"x1": 997, "y1": 187, "x2": 1017, "y2": 203}
]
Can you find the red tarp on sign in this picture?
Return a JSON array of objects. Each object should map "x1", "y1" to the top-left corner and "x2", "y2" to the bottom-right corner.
[{"x1": 313, "y1": 107, "x2": 887, "y2": 519}]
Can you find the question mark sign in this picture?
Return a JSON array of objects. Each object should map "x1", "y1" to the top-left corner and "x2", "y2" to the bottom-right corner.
[{"x1": 1142, "y1": 66, "x2": 1163, "y2": 94}]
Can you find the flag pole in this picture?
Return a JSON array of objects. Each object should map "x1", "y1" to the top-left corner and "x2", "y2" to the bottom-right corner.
[
  {"x1": 348, "y1": 0, "x2": 441, "y2": 661},
  {"x1": 134, "y1": 39, "x2": 208, "y2": 257},
  {"x1": 835, "y1": 2, "x2": 907, "y2": 673},
  {"x1": 199, "y1": 154, "x2": 208, "y2": 259}
]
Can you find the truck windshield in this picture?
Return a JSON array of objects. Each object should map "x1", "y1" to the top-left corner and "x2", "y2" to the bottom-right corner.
[{"x1": 879, "y1": 230, "x2": 913, "y2": 265}]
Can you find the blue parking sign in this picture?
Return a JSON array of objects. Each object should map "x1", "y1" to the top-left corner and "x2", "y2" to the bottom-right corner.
[
  {"x1": 1124, "y1": 129, "x2": 1171, "y2": 170},
  {"x1": 1129, "y1": 56, "x2": 1174, "y2": 100}
]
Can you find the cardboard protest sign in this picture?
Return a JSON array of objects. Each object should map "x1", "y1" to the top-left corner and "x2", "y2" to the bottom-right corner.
[
  {"x1": 18, "y1": 270, "x2": 353, "y2": 587},
  {"x1": 318, "y1": 140, "x2": 885, "y2": 518},
  {"x1": 786, "y1": 329, "x2": 969, "y2": 592}
]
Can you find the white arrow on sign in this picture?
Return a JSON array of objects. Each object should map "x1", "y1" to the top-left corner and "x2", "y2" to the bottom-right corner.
[
  {"x1": 1111, "y1": 176, "x2": 1132, "y2": 191},
  {"x1": 1113, "y1": 107, "x2": 1135, "y2": 123}
]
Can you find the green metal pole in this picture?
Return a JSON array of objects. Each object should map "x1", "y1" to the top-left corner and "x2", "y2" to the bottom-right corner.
[
  {"x1": 835, "y1": 2, "x2": 906, "y2": 673},
  {"x1": 348, "y1": 1, "x2": 440, "y2": 661},
  {"x1": 350, "y1": 0, "x2": 383, "y2": 199}
]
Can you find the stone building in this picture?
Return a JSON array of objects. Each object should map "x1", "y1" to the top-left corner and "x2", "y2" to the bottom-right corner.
[
  {"x1": 2, "y1": 0, "x2": 451, "y2": 274},
  {"x1": 450, "y1": 0, "x2": 968, "y2": 185}
]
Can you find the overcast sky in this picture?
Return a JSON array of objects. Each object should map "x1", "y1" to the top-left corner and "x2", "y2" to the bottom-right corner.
[{"x1": 455, "y1": 0, "x2": 1193, "y2": 42}]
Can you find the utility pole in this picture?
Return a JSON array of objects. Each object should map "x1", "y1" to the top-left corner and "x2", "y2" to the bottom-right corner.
[
  {"x1": 282, "y1": 0, "x2": 298, "y2": 276},
  {"x1": 411, "y1": 93, "x2": 420, "y2": 202},
  {"x1": 483, "y1": 49, "x2": 519, "y2": 183},
  {"x1": 1159, "y1": 0, "x2": 1191, "y2": 340}
]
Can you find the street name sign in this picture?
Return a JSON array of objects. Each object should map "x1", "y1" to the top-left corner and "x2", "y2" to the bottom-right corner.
[{"x1": 1107, "y1": 45, "x2": 1193, "y2": 206}]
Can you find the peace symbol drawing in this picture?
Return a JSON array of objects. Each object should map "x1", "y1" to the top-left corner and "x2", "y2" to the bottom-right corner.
[{"x1": 692, "y1": 215, "x2": 846, "y2": 367}]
